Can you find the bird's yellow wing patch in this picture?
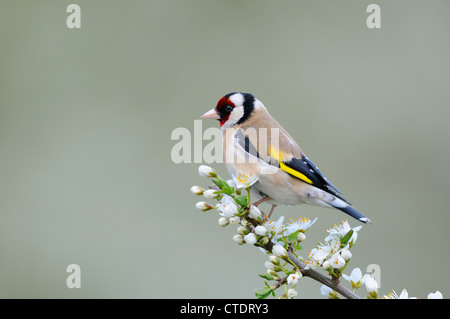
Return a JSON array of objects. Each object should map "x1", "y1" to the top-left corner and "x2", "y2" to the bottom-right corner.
[{"x1": 270, "y1": 146, "x2": 313, "y2": 184}]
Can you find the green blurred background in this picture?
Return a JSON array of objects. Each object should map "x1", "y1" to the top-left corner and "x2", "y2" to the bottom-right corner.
[{"x1": 1, "y1": 0, "x2": 449, "y2": 298}]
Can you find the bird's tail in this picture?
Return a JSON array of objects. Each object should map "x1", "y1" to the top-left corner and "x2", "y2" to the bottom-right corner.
[{"x1": 335, "y1": 205, "x2": 371, "y2": 224}]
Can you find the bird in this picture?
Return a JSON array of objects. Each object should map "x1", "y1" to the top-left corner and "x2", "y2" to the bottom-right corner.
[{"x1": 200, "y1": 92, "x2": 371, "y2": 224}]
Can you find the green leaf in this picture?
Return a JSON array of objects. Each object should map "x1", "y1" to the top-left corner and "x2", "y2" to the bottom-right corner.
[
  {"x1": 211, "y1": 179, "x2": 224, "y2": 189},
  {"x1": 255, "y1": 287, "x2": 274, "y2": 299},
  {"x1": 287, "y1": 231, "x2": 299, "y2": 243},
  {"x1": 340, "y1": 229, "x2": 354, "y2": 246},
  {"x1": 234, "y1": 195, "x2": 248, "y2": 207},
  {"x1": 258, "y1": 273, "x2": 274, "y2": 281},
  {"x1": 222, "y1": 185, "x2": 234, "y2": 195}
]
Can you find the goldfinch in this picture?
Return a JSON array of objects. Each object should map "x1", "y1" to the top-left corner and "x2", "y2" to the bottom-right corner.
[{"x1": 201, "y1": 92, "x2": 371, "y2": 224}]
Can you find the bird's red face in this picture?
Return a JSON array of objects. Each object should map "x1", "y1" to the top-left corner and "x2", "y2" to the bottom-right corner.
[
  {"x1": 215, "y1": 95, "x2": 236, "y2": 126},
  {"x1": 201, "y1": 92, "x2": 254, "y2": 127}
]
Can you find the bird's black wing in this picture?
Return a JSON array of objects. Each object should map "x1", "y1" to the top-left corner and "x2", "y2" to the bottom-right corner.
[{"x1": 283, "y1": 155, "x2": 351, "y2": 204}]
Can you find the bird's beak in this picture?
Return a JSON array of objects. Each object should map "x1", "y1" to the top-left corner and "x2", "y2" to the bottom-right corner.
[{"x1": 200, "y1": 108, "x2": 220, "y2": 120}]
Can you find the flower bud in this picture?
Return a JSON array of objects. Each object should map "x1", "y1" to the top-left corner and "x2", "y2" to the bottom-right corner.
[
  {"x1": 240, "y1": 219, "x2": 250, "y2": 227},
  {"x1": 272, "y1": 265, "x2": 283, "y2": 272},
  {"x1": 198, "y1": 165, "x2": 217, "y2": 177},
  {"x1": 322, "y1": 260, "x2": 331, "y2": 270},
  {"x1": 218, "y1": 217, "x2": 229, "y2": 227},
  {"x1": 264, "y1": 261, "x2": 274, "y2": 269},
  {"x1": 195, "y1": 201, "x2": 211, "y2": 211},
  {"x1": 272, "y1": 244, "x2": 288, "y2": 258},
  {"x1": 296, "y1": 232, "x2": 306, "y2": 242},
  {"x1": 244, "y1": 233, "x2": 257, "y2": 245},
  {"x1": 232, "y1": 234, "x2": 245, "y2": 245},
  {"x1": 190, "y1": 186, "x2": 204, "y2": 195},
  {"x1": 258, "y1": 236, "x2": 269, "y2": 246},
  {"x1": 248, "y1": 205, "x2": 262, "y2": 221},
  {"x1": 254, "y1": 225, "x2": 268, "y2": 236},
  {"x1": 320, "y1": 285, "x2": 339, "y2": 299},
  {"x1": 267, "y1": 268, "x2": 279, "y2": 277},
  {"x1": 237, "y1": 225, "x2": 249, "y2": 235},
  {"x1": 203, "y1": 189, "x2": 219, "y2": 199},
  {"x1": 269, "y1": 255, "x2": 280, "y2": 266},
  {"x1": 365, "y1": 277, "x2": 378, "y2": 294},
  {"x1": 340, "y1": 249, "x2": 352, "y2": 261}
]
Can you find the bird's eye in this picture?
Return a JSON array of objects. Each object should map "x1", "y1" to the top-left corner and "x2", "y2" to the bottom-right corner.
[{"x1": 225, "y1": 105, "x2": 233, "y2": 112}]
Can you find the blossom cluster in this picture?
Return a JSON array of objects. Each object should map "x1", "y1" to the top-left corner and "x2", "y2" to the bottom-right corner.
[
  {"x1": 192, "y1": 165, "x2": 443, "y2": 299},
  {"x1": 305, "y1": 221, "x2": 360, "y2": 276}
]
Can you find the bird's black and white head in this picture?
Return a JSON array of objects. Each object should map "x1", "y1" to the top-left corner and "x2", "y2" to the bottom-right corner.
[{"x1": 201, "y1": 92, "x2": 263, "y2": 129}]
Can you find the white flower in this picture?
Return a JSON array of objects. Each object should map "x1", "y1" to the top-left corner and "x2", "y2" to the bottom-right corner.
[
  {"x1": 195, "y1": 201, "x2": 211, "y2": 211},
  {"x1": 229, "y1": 217, "x2": 240, "y2": 225},
  {"x1": 217, "y1": 195, "x2": 240, "y2": 217},
  {"x1": 365, "y1": 276, "x2": 378, "y2": 293},
  {"x1": 284, "y1": 217, "x2": 318, "y2": 235},
  {"x1": 233, "y1": 173, "x2": 258, "y2": 189},
  {"x1": 232, "y1": 234, "x2": 245, "y2": 245},
  {"x1": 287, "y1": 288, "x2": 297, "y2": 299},
  {"x1": 305, "y1": 234, "x2": 343, "y2": 269},
  {"x1": 340, "y1": 249, "x2": 352, "y2": 261},
  {"x1": 198, "y1": 165, "x2": 216, "y2": 177},
  {"x1": 244, "y1": 233, "x2": 257, "y2": 245},
  {"x1": 320, "y1": 285, "x2": 339, "y2": 299},
  {"x1": 218, "y1": 217, "x2": 229, "y2": 227},
  {"x1": 220, "y1": 194, "x2": 236, "y2": 206},
  {"x1": 306, "y1": 247, "x2": 328, "y2": 269},
  {"x1": 342, "y1": 268, "x2": 368, "y2": 289},
  {"x1": 263, "y1": 216, "x2": 285, "y2": 241},
  {"x1": 329, "y1": 253, "x2": 346, "y2": 269},
  {"x1": 203, "y1": 189, "x2": 219, "y2": 199},
  {"x1": 325, "y1": 220, "x2": 361, "y2": 245},
  {"x1": 382, "y1": 289, "x2": 417, "y2": 299},
  {"x1": 190, "y1": 186, "x2": 204, "y2": 195},
  {"x1": 254, "y1": 225, "x2": 268, "y2": 236},
  {"x1": 311, "y1": 247, "x2": 329, "y2": 264},
  {"x1": 272, "y1": 244, "x2": 287, "y2": 258},
  {"x1": 381, "y1": 292, "x2": 396, "y2": 299},
  {"x1": 223, "y1": 205, "x2": 239, "y2": 217},
  {"x1": 287, "y1": 272, "x2": 302, "y2": 285},
  {"x1": 428, "y1": 291, "x2": 443, "y2": 299},
  {"x1": 307, "y1": 237, "x2": 338, "y2": 265},
  {"x1": 398, "y1": 289, "x2": 414, "y2": 299},
  {"x1": 248, "y1": 205, "x2": 262, "y2": 221}
]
